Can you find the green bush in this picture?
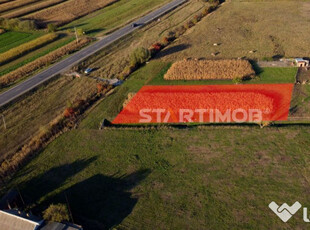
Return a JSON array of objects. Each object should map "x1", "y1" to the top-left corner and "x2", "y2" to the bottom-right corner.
[
  {"x1": 43, "y1": 204, "x2": 69, "y2": 223},
  {"x1": 47, "y1": 23, "x2": 57, "y2": 32},
  {"x1": 129, "y1": 47, "x2": 151, "y2": 67},
  {"x1": 0, "y1": 17, "x2": 37, "y2": 31},
  {"x1": 233, "y1": 76, "x2": 243, "y2": 84}
]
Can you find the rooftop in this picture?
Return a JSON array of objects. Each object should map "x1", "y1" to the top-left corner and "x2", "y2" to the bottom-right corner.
[{"x1": 0, "y1": 209, "x2": 43, "y2": 230}]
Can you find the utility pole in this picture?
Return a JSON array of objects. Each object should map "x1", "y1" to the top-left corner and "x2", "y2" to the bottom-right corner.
[
  {"x1": 74, "y1": 27, "x2": 79, "y2": 43},
  {"x1": 1, "y1": 114, "x2": 6, "y2": 130},
  {"x1": 65, "y1": 192, "x2": 74, "y2": 223}
]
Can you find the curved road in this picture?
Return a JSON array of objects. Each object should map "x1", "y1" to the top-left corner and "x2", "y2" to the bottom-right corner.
[{"x1": 0, "y1": 0, "x2": 187, "y2": 108}]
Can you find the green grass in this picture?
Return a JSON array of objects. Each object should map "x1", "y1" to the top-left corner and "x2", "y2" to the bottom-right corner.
[
  {"x1": 61, "y1": 0, "x2": 171, "y2": 36},
  {"x1": 6, "y1": 126, "x2": 310, "y2": 229},
  {"x1": 80, "y1": 61, "x2": 169, "y2": 129},
  {"x1": 0, "y1": 31, "x2": 42, "y2": 53},
  {"x1": 80, "y1": 61, "x2": 298, "y2": 129},
  {"x1": 0, "y1": 36, "x2": 75, "y2": 77},
  {"x1": 256, "y1": 67, "x2": 297, "y2": 83},
  {"x1": 147, "y1": 63, "x2": 297, "y2": 86}
]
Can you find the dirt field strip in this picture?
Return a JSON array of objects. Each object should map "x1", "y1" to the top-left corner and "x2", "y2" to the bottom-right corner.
[
  {"x1": 25, "y1": 0, "x2": 118, "y2": 27},
  {"x1": 1, "y1": 0, "x2": 67, "y2": 18},
  {"x1": 0, "y1": 0, "x2": 42, "y2": 14}
]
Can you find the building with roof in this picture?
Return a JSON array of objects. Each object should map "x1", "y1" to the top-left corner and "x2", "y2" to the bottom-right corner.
[
  {"x1": 40, "y1": 222, "x2": 83, "y2": 230},
  {"x1": 295, "y1": 58, "x2": 309, "y2": 67},
  {"x1": 0, "y1": 209, "x2": 43, "y2": 230}
]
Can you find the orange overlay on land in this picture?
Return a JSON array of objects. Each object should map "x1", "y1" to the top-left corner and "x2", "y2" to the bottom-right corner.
[{"x1": 113, "y1": 84, "x2": 294, "y2": 124}]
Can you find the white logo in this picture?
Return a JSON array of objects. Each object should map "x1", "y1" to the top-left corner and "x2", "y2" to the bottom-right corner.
[{"x1": 269, "y1": 201, "x2": 302, "y2": 222}]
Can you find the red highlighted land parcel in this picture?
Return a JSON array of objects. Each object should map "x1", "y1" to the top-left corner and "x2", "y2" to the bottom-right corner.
[{"x1": 113, "y1": 84, "x2": 294, "y2": 124}]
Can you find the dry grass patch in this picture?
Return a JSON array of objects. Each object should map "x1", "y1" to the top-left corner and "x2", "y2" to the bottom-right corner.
[
  {"x1": 25, "y1": 0, "x2": 117, "y2": 27},
  {"x1": 2, "y1": 0, "x2": 67, "y2": 18},
  {"x1": 164, "y1": 59, "x2": 255, "y2": 80},
  {"x1": 0, "y1": 0, "x2": 41, "y2": 13},
  {"x1": 160, "y1": 1, "x2": 310, "y2": 61},
  {"x1": 0, "y1": 75, "x2": 97, "y2": 162}
]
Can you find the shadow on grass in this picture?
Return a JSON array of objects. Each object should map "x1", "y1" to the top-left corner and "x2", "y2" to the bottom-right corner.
[
  {"x1": 65, "y1": 169, "x2": 150, "y2": 229},
  {"x1": 86, "y1": 28, "x2": 105, "y2": 35},
  {"x1": 249, "y1": 60, "x2": 263, "y2": 75},
  {"x1": 154, "y1": 44, "x2": 191, "y2": 59},
  {"x1": 61, "y1": 23, "x2": 87, "y2": 31},
  {"x1": 20, "y1": 158, "x2": 150, "y2": 229},
  {"x1": 20, "y1": 157, "x2": 98, "y2": 205}
]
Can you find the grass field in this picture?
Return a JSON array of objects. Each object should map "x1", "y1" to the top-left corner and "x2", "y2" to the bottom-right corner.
[
  {"x1": 62, "y1": 0, "x2": 172, "y2": 36},
  {"x1": 146, "y1": 63, "x2": 297, "y2": 86},
  {"x1": 0, "y1": 76, "x2": 97, "y2": 161},
  {"x1": 3, "y1": 1, "x2": 310, "y2": 229},
  {"x1": 0, "y1": 31, "x2": 42, "y2": 53},
  {"x1": 1, "y1": 0, "x2": 67, "y2": 18},
  {"x1": 81, "y1": 0, "x2": 206, "y2": 78},
  {"x1": 25, "y1": 0, "x2": 117, "y2": 27},
  {"x1": 256, "y1": 67, "x2": 297, "y2": 83},
  {"x1": 0, "y1": 0, "x2": 203, "y2": 162},
  {"x1": 5, "y1": 126, "x2": 310, "y2": 229},
  {"x1": 0, "y1": 35, "x2": 74, "y2": 77},
  {"x1": 159, "y1": 1, "x2": 310, "y2": 61}
]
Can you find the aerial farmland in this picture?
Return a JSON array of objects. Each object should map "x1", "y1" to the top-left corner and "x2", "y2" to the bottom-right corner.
[{"x1": 1, "y1": 0, "x2": 310, "y2": 229}]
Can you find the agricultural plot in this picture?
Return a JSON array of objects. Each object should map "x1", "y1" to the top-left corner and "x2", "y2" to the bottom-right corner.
[
  {"x1": 164, "y1": 59, "x2": 255, "y2": 80},
  {"x1": 25, "y1": 0, "x2": 118, "y2": 27},
  {"x1": 0, "y1": 75, "x2": 98, "y2": 161},
  {"x1": 0, "y1": 35, "x2": 75, "y2": 77},
  {"x1": 62, "y1": 0, "x2": 172, "y2": 35},
  {"x1": 0, "y1": 33, "x2": 59, "y2": 65},
  {"x1": 0, "y1": 37, "x2": 92, "y2": 89},
  {"x1": 159, "y1": 1, "x2": 310, "y2": 60},
  {"x1": 6, "y1": 126, "x2": 310, "y2": 229},
  {"x1": 3, "y1": 1, "x2": 310, "y2": 228},
  {"x1": 1, "y1": 0, "x2": 67, "y2": 18},
  {"x1": 256, "y1": 67, "x2": 297, "y2": 83},
  {"x1": 0, "y1": 0, "x2": 41, "y2": 14},
  {"x1": 113, "y1": 84, "x2": 293, "y2": 124},
  {"x1": 148, "y1": 62, "x2": 297, "y2": 85},
  {"x1": 0, "y1": 31, "x2": 41, "y2": 53}
]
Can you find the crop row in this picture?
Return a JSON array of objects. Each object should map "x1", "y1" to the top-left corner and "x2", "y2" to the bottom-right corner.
[
  {"x1": 0, "y1": 0, "x2": 41, "y2": 13},
  {"x1": 0, "y1": 37, "x2": 92, "y2": 88},
  {"x1": 164, "y1": 59, "x2": 255, "y2": 81},
  {"x1": 2, "y1": 0, "x2": 67, "y2": 18},
  {"x1": 26, "y1": 0, "x2": 117, "y2": 27},
  {"x1": 0, "y1": 33, "x2": 58, "y2": 65}
]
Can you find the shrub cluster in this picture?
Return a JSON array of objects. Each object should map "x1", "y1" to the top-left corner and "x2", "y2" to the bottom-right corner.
[
  {"x1": 43, "y1": 204, "x2": 70, "y2": 223},
  {"x1": 0, "y1": 33, "x2": 59, "y2": 65},
  {"x1": 164, "y1": 59, "x2": 255, "y2": 80},
  {"x1": 0, "y1": 17, "x2": 37, "y2": 31},
  {"x1": 129, "y1": 47, "x2": 151, "y2": 67},
  {"x1": 0, "y1": 37, "x2": 92, "y2": 88},
  {"x1": 119, "y1": 2, "x2": 221, "y2": 80}
]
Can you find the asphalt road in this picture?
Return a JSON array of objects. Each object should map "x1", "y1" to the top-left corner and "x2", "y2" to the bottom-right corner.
[{"x1": 0, "y1": 0, "x2": 187, "y2": 108}]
